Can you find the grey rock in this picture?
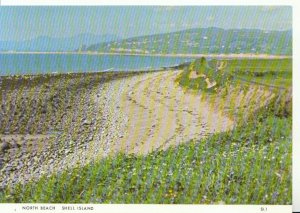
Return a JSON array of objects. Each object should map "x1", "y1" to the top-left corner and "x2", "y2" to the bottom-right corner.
[
  {"x1": 11, "y1": 143, "x2": 21, "y2": 149},
  {"x1": 83, "y1": 120, "x2": 91, "y2": 125},
  {"x1": 1, "y1": 142, "x2": 10, "y2": 152},
  {"x1": 0, "y1": 159, "x2": 3, "y2": 169},
  {"x1": 6, "y1": 166, "x2": 13, "y2": 172}
]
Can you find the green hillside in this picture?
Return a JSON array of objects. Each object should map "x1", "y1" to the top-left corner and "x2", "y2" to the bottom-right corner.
[{"x1": 86, "y1": 28, "x2": 292, "y2": 55}]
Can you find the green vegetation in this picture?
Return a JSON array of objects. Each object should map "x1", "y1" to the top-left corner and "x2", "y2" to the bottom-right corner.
[
  {"x1": 230, "y1": 59, "x2": 292, "y2": 88},
  {"x1": 175, "y1": 57, "x2": 234, "y2": 92},
  {"x1": 176, "y1": 58, "x2": 292, "y2": 91},
  {"x1": 86, "y1": 28, "x2": 292, "y2": 55}
]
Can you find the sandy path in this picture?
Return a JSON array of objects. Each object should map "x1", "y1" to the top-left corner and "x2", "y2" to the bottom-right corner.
[{"x1": 98, "y1": 70, "x2": 234, "y2": 156}]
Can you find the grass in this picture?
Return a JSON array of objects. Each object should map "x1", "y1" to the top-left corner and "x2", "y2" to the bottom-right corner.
[
  {"x1": 228, "y1": 58, "x2": 292, "y2": 88},
  {"x1": 176, "y1": 58, "x2": 292, "y2": 91}
]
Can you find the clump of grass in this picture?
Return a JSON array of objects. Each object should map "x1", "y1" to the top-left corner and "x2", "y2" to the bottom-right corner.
[{"x1": 175, "y1": 57, "x2": 236, "y2": 93}]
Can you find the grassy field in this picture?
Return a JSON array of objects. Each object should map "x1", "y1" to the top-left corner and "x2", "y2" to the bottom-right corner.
[
  {"x1": 176, "y1": 58, "x2": 292, "y2": 90},
  {"x1": 230, "y1": 59, "x2": 292, "y2": 88},
  {"x1": 0, "y1": 58, "x2": 292, "y2": 204}
]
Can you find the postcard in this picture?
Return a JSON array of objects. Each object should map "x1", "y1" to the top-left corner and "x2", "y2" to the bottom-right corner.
[{"x1": 0, "y1": 4, "x2": 295, "y2": 213}]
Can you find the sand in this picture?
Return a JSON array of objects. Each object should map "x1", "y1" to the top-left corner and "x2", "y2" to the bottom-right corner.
[{"x1": 101, "y1": 71, "x2": 234, "y2": 155}]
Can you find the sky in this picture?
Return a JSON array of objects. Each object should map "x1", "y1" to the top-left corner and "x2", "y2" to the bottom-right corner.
[{"x1": 0, "y1": 6, "x2": 292, "y2": 41}]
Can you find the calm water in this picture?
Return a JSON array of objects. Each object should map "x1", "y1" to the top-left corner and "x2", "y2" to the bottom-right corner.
[{"x1": 0, "y1": 53, "x2": 195, "y2": 76}]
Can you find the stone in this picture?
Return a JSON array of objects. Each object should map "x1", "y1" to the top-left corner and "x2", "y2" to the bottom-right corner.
[
  {"x1": 6, "y1": 166, "x2": 13, "y2": 172},
  {"x1": 0, "y1": 159, "x2": 3, "y2": 169},
  {"x1": 1, "y1": 142, "x2": 10, "y2": 152},
  {"x1": 83, "y1": 120, "x2": 91, "y2": 125},
  {"x1": 11, "y1": 143, "x2": 21, "y2": 149}
]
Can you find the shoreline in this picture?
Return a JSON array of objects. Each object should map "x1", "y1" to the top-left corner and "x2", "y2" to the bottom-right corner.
[
  {"x1": 0, "y1": 69, "x2": 166, "y2": 78},
  {"x1": 0, "y1": 68, "x2": 280, "y2": 187},
  {"x1": 0, "y1": 51, "x2": 292, "y2": 59}
]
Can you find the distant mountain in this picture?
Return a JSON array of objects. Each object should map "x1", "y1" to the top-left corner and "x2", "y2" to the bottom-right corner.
[
  {"x1": 0, "y1": 34, "x2": 121, "y2": 52},
  {"x1": 86, "y1": 27, "x2": 292, "y2": 55}
]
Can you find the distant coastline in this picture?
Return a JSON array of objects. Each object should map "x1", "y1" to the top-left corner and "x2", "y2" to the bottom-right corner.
[{"x1": 0, "y1": 51, "x2": 292, "y2": 59}]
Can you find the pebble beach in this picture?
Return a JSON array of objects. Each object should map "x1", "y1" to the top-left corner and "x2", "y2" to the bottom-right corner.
[{"x1": 0, "y1": 70, "x2": 274, "y2": 188}]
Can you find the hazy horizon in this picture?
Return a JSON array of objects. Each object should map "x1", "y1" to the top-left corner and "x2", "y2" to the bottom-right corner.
[{"x1": 0, "y1": 6, "x2": 292, "y2": 42}]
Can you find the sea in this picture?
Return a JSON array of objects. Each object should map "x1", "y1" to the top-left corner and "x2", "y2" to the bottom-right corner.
[{"x1": 0, "y1": 53, "x2": 196, "y2": 76}]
